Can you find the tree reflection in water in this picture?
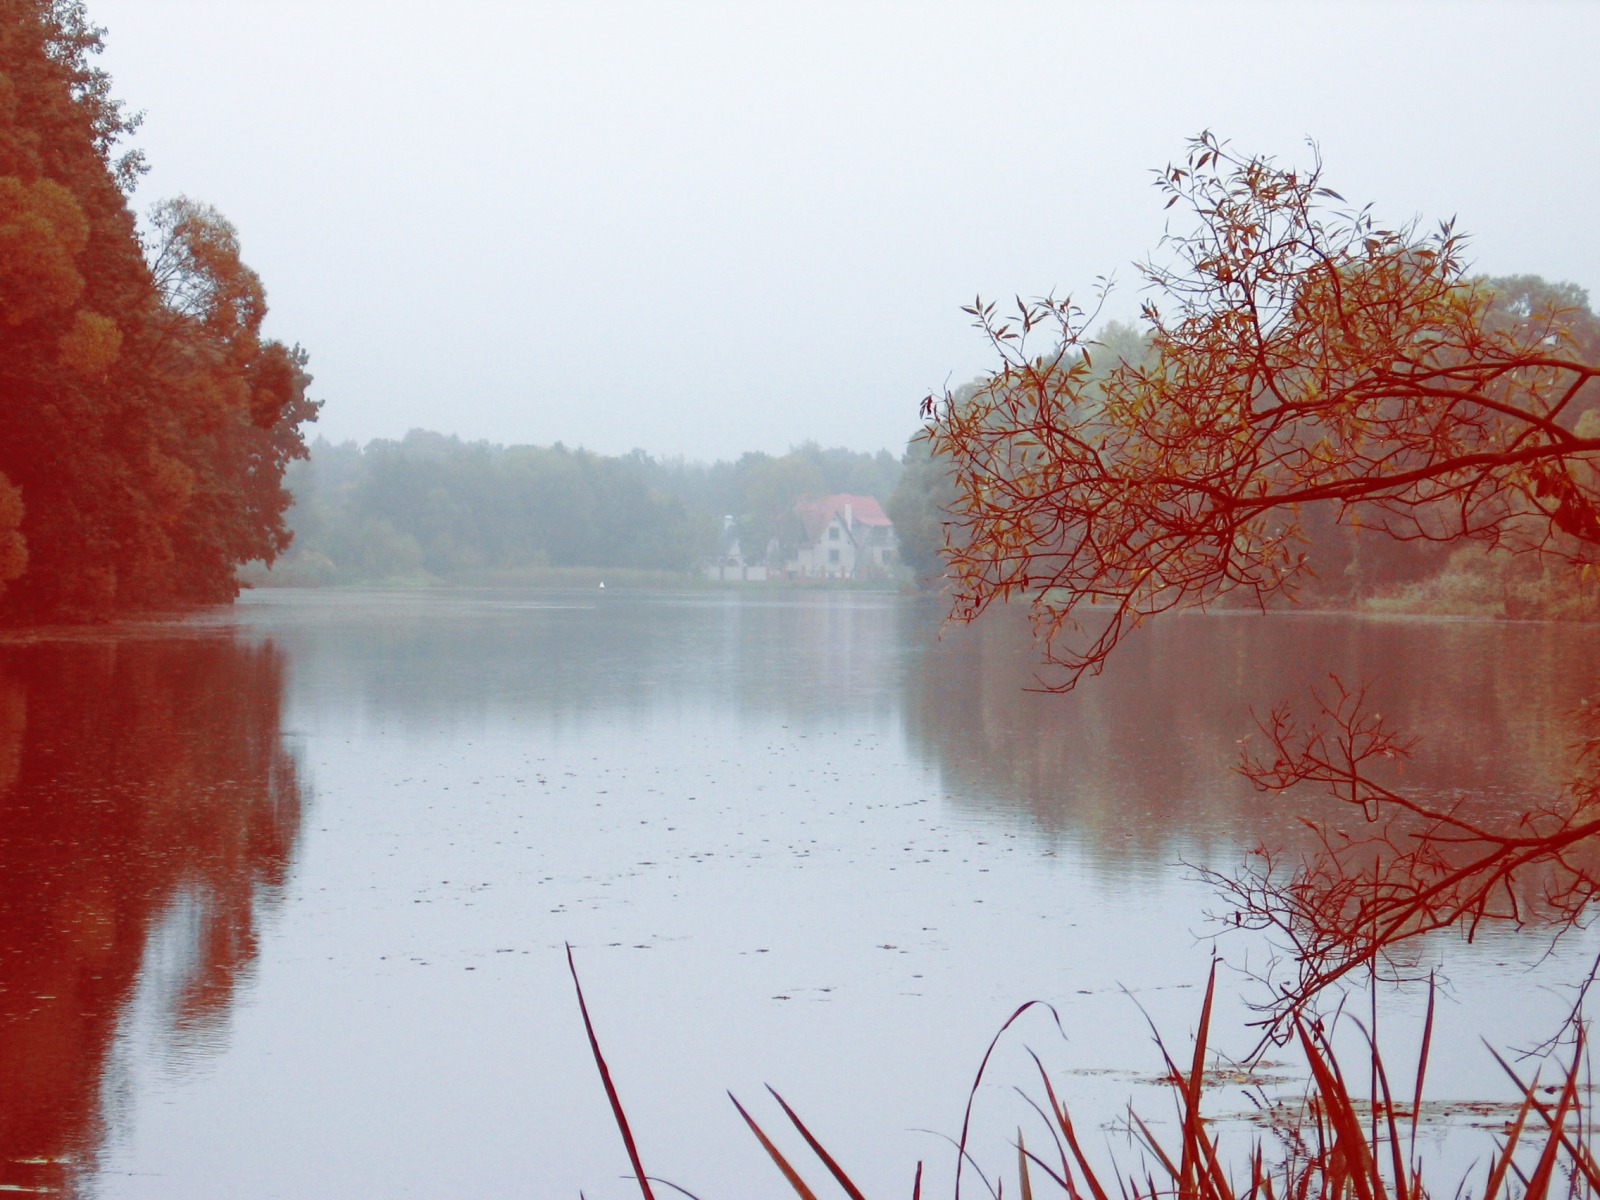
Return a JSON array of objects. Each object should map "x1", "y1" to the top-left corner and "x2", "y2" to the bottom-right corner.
[
  {"x1": 0, "y1": 632, "x2": 302, "y2": 1195},
  {"x1": 903, "y1": 602, "x2": 1598, "y2": 865}
]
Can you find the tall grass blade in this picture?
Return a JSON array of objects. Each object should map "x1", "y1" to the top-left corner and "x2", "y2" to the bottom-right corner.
[
  {"x1": 1016, "y1": 1071, "x2": 1074, "y2": 1187},
  {"x1": 1572, "y1": 1144, "x2": 1600, "y2": 1197},
  {"x1": 1350, "y1": 1017, "x2": 1409, "y2": 1200},
  {"x1": 1523, "y1": 1084, "x2": 1577, "y2": 1200},
  {"x1": 957, "y1": 1001, "x2": 1066, "y2": 1200},
  {"x1": 1409, "y1": 975, "x2": 1435, "y2": 1174},
  {"x1": 1125, "y1": 1107, "x2": 1181, "y2": 1184},
  {"x1": 1018, "y1": 1143, "x2": 1073, "y2": 1195},
  {"x1": 1483, "y1": 1088, "x2": 1535, "y2": 1200},
  {"x1": 1378, "y1": 1059, "x2": 1409, "y2": 1200},
  {"x1": 1296, "y1": 1020, "x2": 1381, "y2": 1200},
  {"x1": 729, "y1": 1091, "x2": 821, "y2": 1200},
  {"x1": 1479, "y1": 1041, "x2": 1596, "y2": 1198},
  {"x1": 1178, "y1": 964, "x2": 1219, "y2": 1197},
  {"x1": 764, "y1": 1085, "x2": 869, "y2": 1200},
  {"x1": 1175, "y1": 1069, "x2": 1240, "y2": 1200},
  {"x1": 1030, "y1": 1050, "x2": 1110, "y2": 1200},
  {"x1": 1499, "y1": 1035, "x2": 1600, "y2": 1195},
  {"x1": 1018, "y1": 1130, "x2": 1035, "y2": 1200},
  {"x1": 912, "y1": 1160, "x2": 923, "y2": 1200},
  {"x1": 566, "y1": 944, "x2": 657, "y2": 1200},
  {"x1": 1371, "y1": 959, "x2": 1381, "y2": 1175},
  {"x1": 1522, "y1": 1036, "x2": 1583, "y2": 1200}
]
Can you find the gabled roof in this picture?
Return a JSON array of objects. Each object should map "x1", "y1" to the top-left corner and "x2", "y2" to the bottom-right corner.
[{"x1": 794, "y1": 494, "x2": 892, "y2": 546}]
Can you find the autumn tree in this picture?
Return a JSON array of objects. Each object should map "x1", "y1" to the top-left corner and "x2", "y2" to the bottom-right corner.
[
  {"x1": 926, "y1": 132, "x2": 1600, "y2": 1029},
  {"x1": 0, "y1": 0, "x2": 316, "y2": 621}
]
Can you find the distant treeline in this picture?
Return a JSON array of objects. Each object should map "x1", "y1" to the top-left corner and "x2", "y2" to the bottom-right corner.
[
  {"x1": 267, "y1": 273, "x2": 1600, "y2": 617},
  {"x1": 263, "y1": 431, "x2": 904, "y2": 584}
]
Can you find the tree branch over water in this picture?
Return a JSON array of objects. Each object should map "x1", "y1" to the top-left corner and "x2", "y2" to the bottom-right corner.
[
  {"x1": 1201, "y1": 677, "x2": 1600, "y2": 1039},
  {"x1": 927, "y1": 131, "x2": 1600, "y2": 1025},
  {"x1": 929, "y1": 132, "x2": 1600, "y2": 691}
]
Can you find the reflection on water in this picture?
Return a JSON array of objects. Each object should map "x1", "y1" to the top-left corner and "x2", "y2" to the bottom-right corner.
[
  {"x1": 906, "y1": 602, "x2": 1600, "y2": 862},
  {"x1": 236, "y1": 587, "x2": 911, "y2": 729},
  {"x1": 0, "y1": 590, "x2": 1595, "y2": 1197},
  {"x1": 0, "y1": 632, "x2": 302, "y2": 1195}
]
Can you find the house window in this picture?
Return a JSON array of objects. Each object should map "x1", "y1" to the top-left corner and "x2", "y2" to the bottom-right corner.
[
  {"x1": 828, "y1": 549, "x2": 840, "y2": 564},
  {"x1": 828, "y1": 525, "x2": 840, "y2": 541}
]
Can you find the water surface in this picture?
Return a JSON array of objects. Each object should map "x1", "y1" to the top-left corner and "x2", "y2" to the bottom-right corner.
[{"x1": 0, "y1": 589, "x2": 1594, "y2": 1197}]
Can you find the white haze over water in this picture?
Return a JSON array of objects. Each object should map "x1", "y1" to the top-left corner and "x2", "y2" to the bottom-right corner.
[{"x1": 90, "y1": 0, "x2": 1600, "y2": 461}]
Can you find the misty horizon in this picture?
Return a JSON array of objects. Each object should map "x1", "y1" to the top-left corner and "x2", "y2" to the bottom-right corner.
[{"x1": 87, "y1": 0, "x2": 1600, "y2": 462}]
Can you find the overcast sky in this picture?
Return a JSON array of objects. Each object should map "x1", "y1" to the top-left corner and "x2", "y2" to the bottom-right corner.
[{"x1": 89, "y1": 0, "x2": 1600, "y2": 462}]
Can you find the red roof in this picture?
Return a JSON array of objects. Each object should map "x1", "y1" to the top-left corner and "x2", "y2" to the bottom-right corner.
[{"x1": 795, "y1": 494, "x2": 892, "y2": 545}]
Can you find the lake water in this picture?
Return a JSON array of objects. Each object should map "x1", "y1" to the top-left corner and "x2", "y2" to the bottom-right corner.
[{"x1": 0, "y1": 588, "x2": 1595, "y2": 1198}]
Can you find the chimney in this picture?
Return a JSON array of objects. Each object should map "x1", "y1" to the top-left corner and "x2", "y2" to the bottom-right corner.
[{"x1": 844, "y1": 501, "x2": 854, "y2": 529}]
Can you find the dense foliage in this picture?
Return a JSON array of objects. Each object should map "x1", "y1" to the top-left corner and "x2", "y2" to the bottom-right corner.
[
  {"x1": 932, "y1": 141, "x2": 1600, "y2": 687},
  {"x1": 922, "y1": 134, "x2": 1600, "y2": 1028},
  {"x1": 896, "y1": 276, "x2": 1600, "y2": 624},
  {"x1": 269, "y1": 432, "x2": 903, "y2": 583},
  {"x1": 0, "y1": 0, "x2": 317, "y2": 621}
]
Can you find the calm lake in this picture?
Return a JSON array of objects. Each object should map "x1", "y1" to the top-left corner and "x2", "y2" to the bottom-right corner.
[{"x1": 0, "y1": 588, "x2": 1595, "y2": 1197}]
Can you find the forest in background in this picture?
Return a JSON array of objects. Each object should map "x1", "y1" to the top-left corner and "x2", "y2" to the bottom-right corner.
[
  {"x1": 261, "y1": 272, "x2": 1600, "y2": 614},
  {"x1": 259, "y1": 432, "x2": 904, "y2": 585},
  {"x1": 0, "y1": 0, "x2": 317, "y2": 623}
]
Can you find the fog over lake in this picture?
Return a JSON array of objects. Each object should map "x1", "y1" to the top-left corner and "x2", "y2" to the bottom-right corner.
[
  {"x1": 0, "y1": 589, "x2": 1593, "y2": 1197},
  {"x1": 87, "y1": 2, "x2": 1600, "y2": 460}
]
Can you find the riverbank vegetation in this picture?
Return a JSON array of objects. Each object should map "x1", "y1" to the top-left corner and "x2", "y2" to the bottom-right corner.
[
  {"x1": 578, "y1": 955, "x2": 1600, "y2": 1199},
  {"x1": 257, "y1": 432, "x2": 901, "y2": 585},
  {"x1": 0, "y1": 0, "x2": 318, "y2": 624}
]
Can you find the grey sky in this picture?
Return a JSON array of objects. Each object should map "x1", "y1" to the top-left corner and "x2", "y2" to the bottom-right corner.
[{"x1": 91, "y1": 1, "x2": 1600, "y2": 462}]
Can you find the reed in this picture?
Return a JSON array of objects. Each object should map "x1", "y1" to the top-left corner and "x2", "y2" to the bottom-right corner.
[{"x1": 568, "y1": 954, "x2": 1595, "y2": 1199}]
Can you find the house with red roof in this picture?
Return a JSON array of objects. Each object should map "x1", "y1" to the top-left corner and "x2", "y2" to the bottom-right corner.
[{"x1": 786, "y1": 494, "x2": 898, "y2": 580}]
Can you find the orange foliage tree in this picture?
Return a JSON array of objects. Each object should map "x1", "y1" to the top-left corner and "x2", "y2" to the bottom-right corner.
[
  {"x1": 0, "y1": 0, "x2": 317, "y2": 620},
  {"x1": 927, "y1": 132, "x2": 1600, "y2": 1028}
]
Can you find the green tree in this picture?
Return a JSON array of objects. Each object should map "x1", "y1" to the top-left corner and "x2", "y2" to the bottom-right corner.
[
  {"x1": 734, "y1": 451, "x2": 823, "y2": 565},
  {"x1": 275, "y1": 434, "x2": 721, "y2": 582},
  {"x1": 887, "y1": 423, "x2": 952, "y2": 585}
]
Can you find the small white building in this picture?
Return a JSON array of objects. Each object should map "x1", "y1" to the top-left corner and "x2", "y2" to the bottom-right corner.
[{"x1": 702, "y1": 515, "x2": 771, "y2": 582}]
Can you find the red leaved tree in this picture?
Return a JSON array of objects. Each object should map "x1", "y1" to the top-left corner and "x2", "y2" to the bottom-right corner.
[{"x1": 926, "y1": 132, "x2": 1600, "y2": 1032}]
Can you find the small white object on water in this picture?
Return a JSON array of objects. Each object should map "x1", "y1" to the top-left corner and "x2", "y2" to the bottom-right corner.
[{"x1": 598, "y1": 581, "x2": 605, "y2": 590}]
